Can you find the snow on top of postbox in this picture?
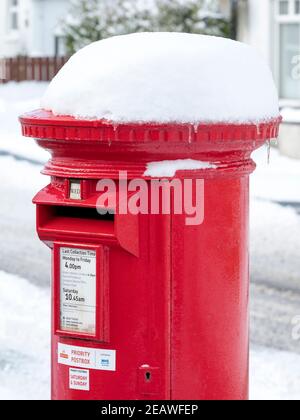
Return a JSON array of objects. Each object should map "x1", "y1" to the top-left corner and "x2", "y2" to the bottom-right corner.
[{"x1": 42, "y1": 32, "x2": 280, "y2": 125}]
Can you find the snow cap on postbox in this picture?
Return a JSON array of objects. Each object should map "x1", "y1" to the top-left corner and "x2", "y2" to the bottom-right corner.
[{"x1": 41, "y1": 32, "x2": 280, "y2": 125}]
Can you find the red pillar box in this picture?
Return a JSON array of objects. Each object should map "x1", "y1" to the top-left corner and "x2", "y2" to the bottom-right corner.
[{"x1": 20, "y1": 111, "x2": 280, "y2": 400}]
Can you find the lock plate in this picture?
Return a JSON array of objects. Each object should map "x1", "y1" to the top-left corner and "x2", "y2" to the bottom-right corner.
[{"x1": 69, "y1": 180, "x2": 81, "y2": 200}]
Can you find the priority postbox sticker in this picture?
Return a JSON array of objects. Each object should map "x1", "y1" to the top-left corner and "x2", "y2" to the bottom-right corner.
[
  {"x1": 58, "y1": 343, "x2": 116, "y2": 371},
  {"x1": 60, "y1": 247, "x2": 96, "y2": 335}
]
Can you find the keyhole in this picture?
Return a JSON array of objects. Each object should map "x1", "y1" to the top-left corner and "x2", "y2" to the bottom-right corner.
[{"x1": 145, "y1": 371, "x2": 151, "y2": 382}]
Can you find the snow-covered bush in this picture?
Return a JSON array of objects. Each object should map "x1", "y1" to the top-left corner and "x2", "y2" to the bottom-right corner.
[
  {"x1": 64, "y1": 0, "x2": 156, "y2": 53},
  {"x1": 63, "y1": 0, "x2": 231, "y2": 54},
  {"x1": 154, "y1": 0, "x2": 231, "y2": 37}
]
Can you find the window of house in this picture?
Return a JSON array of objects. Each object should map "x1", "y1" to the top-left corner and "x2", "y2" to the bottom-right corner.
[
  {"x1": 8, "y1": 0, "x2": 19, "y2": 31},
  {"x1": 276, "y1": 0, "x2": 300, "y2": 101},
  {"x1": 279, "y1": 0, "x2": 289, "y2": 14}
]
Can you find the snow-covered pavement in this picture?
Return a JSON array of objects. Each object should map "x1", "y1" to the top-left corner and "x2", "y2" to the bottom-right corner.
[
  {"x1": 252, "y1": 145, "x2": 300, "y2": 203},
  {"x1": 251, "y1": 199, "x2": 300, "y2": 290},
  {"x1": 0, "y1": 82, "x2": 300, "y2": 400},
  {"x1": 251, "y1": 147, "x2": 300, "y2": 292},
  {"x1": 0, "y1": 272, "x2": 50, "y2": 400},
  {"x1": 251, "y1": 346, "x2": 300, "y2": 400},
  {"x1": 0, "y1": 82, "x2": 49, "y2": 163}
]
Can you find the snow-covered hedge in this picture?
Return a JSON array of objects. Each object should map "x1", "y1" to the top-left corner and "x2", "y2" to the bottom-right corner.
[{"x1": 63, "y1": 0, "x2": 231, "y2": 54}]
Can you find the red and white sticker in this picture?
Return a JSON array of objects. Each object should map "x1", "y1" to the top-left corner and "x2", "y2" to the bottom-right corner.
[
  {"x1": 58, "y1": 343, "x2": 116, "y2": 371},
  {"x1": 69, "y1": 368, "x2": 90, "y2": 391}
]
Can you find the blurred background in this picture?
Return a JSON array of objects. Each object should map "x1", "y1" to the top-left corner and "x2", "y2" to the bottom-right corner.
[{"x1": 0, "y1": 0, "x2": 299, "y2": 400}]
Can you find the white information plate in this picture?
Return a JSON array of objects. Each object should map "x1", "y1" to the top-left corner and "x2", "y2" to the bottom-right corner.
[
  {"x1": 69, "y1": 180, "x2": 81, "y2": 200},
  {"x1": 60, "y1": 247, "x2": 96, "y2": 334},
  {"x1": 58, "y1": 343, "x2": 116, "y2": 371},
  {"x1": 69, "y1": 368, "x2": 90, "y2": 391}
]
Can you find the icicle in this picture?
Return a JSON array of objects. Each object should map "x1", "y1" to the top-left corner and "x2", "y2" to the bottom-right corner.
[
  {"x1": 193, "y1": 123, "x2": 199, "y2": 135},
  {"x1": 109, "y1": 122, "x2": 118, "y2": 146},
  {"x1": 256, "y1": 122, "x2": 261, "y2": 135},
  {"x1": 188, "y1": 125, "x2": 193, "y2": 144}
]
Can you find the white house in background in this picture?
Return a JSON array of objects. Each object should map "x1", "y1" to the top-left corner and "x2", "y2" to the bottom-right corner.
[
  {"x1": 0, "y1": 0, "x2": 70, "y2": 57},
  {"x1": 237, "y1": 0, "x2": 300, "y2": 159}
]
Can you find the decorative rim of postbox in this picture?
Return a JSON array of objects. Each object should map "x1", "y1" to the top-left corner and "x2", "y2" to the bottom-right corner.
[{"x1": 20, "y1": 109, "x2": 282, "y2": 144}]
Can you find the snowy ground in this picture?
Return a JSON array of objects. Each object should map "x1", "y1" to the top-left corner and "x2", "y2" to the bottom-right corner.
[
  {"x1": 0, "y1": 82, "x2": 49, "y2": 163},
  {"x1": 250, "y1": 346, "x2": 300, "y2": 400},
  {"x1": 0, "y1": 82, "x2": 300, "y2": 400},
  {"x1": 0, "y1": 272, "x2": 50, "y2": 400}
]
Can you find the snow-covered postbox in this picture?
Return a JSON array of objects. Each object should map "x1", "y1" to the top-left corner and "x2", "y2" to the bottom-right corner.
[{"x1": 20, "y1": 33, "x2": 281, "y2": 401}]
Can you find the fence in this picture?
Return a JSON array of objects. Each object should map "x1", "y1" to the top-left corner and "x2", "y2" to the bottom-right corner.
[{"x1": 0, "y1": 56, "x2": 69, "y2": 83}]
